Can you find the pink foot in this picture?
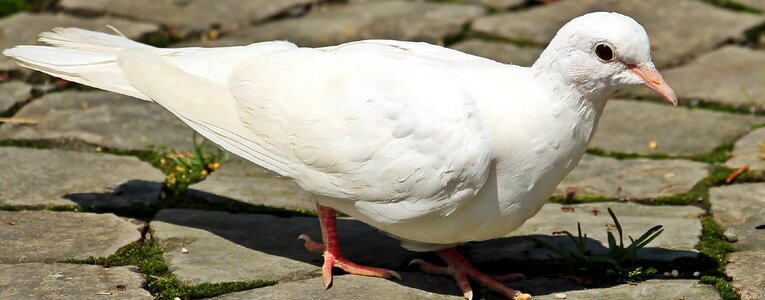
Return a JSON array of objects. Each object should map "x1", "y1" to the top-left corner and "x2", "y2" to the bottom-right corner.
[
  {"x1": 410, "y1": 248, "x2": 531, "y2": 300},
  {"x1": 298, "y1": 204, "x2": 400, "y2": 289}
]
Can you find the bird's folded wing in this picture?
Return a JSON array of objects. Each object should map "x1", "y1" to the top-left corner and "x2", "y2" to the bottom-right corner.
[
  {"x1": 228, "y1": 42, "x2": 494, "y2": 214},
  {"x1": 118, "y1": 41, "x2": 494, "y2": 221}
]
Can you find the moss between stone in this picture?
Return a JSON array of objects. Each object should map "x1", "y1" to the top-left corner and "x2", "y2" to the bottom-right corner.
[
  {"x1": 65, "y1": 239, "x2": 277, "y2": 299},
  {"x1": 0, "y1": 0, "x2": 28, "y2": 17},
  {"x1": 699, "y1": 0, "x2": 762, "y2": 14},
  {"x1": 586, "y1": 140, "x2": 735, "y2": 165},
  {"x1": 697, "y1": 217, "x2": 740, "y2": 300}
]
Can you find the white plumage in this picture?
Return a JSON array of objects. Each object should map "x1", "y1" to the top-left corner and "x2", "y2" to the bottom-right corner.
[{"x1": 4, "y1": 12, "x2": 677, "y2": 299}]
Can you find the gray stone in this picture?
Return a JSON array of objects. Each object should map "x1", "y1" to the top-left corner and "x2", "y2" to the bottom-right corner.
[
  {"x1": 0, "y1": 263, "x2": 151, "y2": 299},
  {"x1": 60, "y1": 0, "x2": 316, "y2": 34},
  {"x1": 724, "y1": 227, "x2": 738, "y2": 243},
  {"x1": 471, "y1": 0, "x2": 765, "y2": 67},
  {"x1": 590, "y1": 100, "x2": 764, "y2": 156},
  {"x1": 0, "y1": 91, "x2": 196, "y2": 151},
  {"x1": 0, "y1": 211, "x2": 142, "y2": 263},
  {"x1": 0, "y1": 81, "x2": 31, "y2": 114},
  {"x1": 726, "y1": 250, "x2": 765, "y2": 300},
  {"x1": 626, "y1": 46, "x2": 765, "y2": 107},
  {"x1": 203, "y1": 1, "x2": 485, "y2": 47},
  {"x1": 187, "y1": 156, "x2": 314, "y2": 211},
  {"x1": 212, "y1": 274, "x2": 462, "y2": 300},
  {"x1": 555, "y1": 155, "x2": 709, "y2": 200},
  {"x1": 449, "y1": 40, "x2": 542, "y2": 67},
  {"x1": 0, "y1": 147, "x2": 164, "y2": 207},
  {"x1": 0, "y1": 13, "x2": 157, "y2": 71},
  {"x1": 709, "y1": 183, "x2": 765, "y2": 251},
  {"x1": 150, "y1": 209, "x2": 412, "y2": 285},
  {"x1": 473, "y1": 202, "x2": 704, "y2": 262},
  {"x1": 534, "y1": 279, "x2": 720, "y2": 300},
  {"x1": 726, "y1": 127, "x2": 765, "y2": 171}
]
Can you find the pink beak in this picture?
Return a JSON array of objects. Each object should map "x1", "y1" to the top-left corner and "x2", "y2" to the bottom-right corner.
[{"x1": 628, "y1": 64, "x2": 678, "y2": 106}]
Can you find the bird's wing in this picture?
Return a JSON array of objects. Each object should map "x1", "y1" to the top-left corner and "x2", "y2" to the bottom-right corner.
[
  {"x1": 228, "y1": 40, "x2": 495, "y2": 222},
  {"x1": 117, "y1": 40, "x2": 495, "y2": 222}
]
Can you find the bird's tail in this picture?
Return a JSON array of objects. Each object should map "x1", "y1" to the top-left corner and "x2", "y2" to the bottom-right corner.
[{"x1": 2, "y1": 27, "x2": 153, "y2": 101}]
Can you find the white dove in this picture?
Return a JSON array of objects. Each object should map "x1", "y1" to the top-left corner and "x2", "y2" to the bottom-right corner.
[{"x1": 4, "y1": 12, "x2": 676, "y2": 299}]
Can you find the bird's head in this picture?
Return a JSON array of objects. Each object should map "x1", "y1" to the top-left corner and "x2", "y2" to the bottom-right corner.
[{"x1": 533, "y1": 12, "x2": 677, "y2": 106}]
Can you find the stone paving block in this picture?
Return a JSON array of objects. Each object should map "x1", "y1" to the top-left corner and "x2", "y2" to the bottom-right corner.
[
  {"x1": 555, "y1": 155, "x2": 709, "y2": 200},
  {"x1": 60, "y1": 0, "x2": 316, "y2": 34},
  {"x1": 0, "y1": 91, "x2": 196, "y2": 151},
  {"x1": 0, "y1": 147, "x2": 164, "y2": 207},
  {"x1": 709, "y1": 183, "x2": 765, "y2": 251},
  {"x1": 0, "y1": 13, "x2": 158, "y2": 71},
  {"x1": 471, "y1": 0, "x2": 765, "y2": 67},
  {"x1": 534, "y1": 279, "x2": 720, "y2": 300},
  {"x1": 0, "y1": 211, "x2": 142, "y2": 263},
  {"x1": 472, "y1": 202, "x2": 704, "y2": 262},
  {"x1": 726, "y1": 250, "x2": 765, "y2": 300},
  {"x1": 0, "y1": 81, "x2": 31, "y2": 114},
  {"x1": 449, "y1": 40, "x2": 543, "y2": 67},
  {"x1": 626, "y1": 46, "x2": 765, "y2": 107},
  {"x1": 187, "y1": 156, "x2": 314, "y2": 211},
  {"x1": 212, "y1": 273, "x2": 718, "y2": 300},
  {"x1": 201, "y1": 1, "x2": 485, "y2": 47},
  {"x1": 590, "y1": 100, "x2": 764, "y2": 156},
  {"x1": 0, "y1": 263, "x2": 152, "y2": 299},
  {"x1": 150, "y1": 209, "x2": 413, "y2": 285},
  {"x1": 211, "y1": 273, "x2": 462, "y2": 300},
  {"x1": 727, "y1": 127, "x2": 765, "y2": 171}
]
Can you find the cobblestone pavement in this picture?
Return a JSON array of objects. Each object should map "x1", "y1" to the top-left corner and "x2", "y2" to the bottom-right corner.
[{"x1": 1, "y1": 1, "x2": 764, "y2": 299}]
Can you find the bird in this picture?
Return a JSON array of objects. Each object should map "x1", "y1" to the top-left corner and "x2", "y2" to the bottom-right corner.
[{"x1": 4, "y1": 12, "x2": 676, "y2": 300}]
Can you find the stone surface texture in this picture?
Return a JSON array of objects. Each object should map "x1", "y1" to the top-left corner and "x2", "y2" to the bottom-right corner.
[
  {"x1": 726, "y1": 250, "x2": 765, "y2": 300},
  {"x1": 213, "y1": 274, "x2": 462, "y2": 300},
  {"x1": 0, "y1": 81, "x2": 31, "y2": 113},
  {"x1": 0, "y1": 147, "x2": 163, "y2": 207},
  {"x1": 709, "y1": 183, "x2": 765, "y2": 251},
  {"x1": 0, "y1": 13, "x2": 157, "y2": 70},
  {"x1": 471, "y1": 0, "x2": 765, "y2": 67},
  {"x1": 590, "y1": 100, "x2": 763, "y2": 156},
  {"x1": 727, "y1": 127, "x2": 765, "y2": 171},
  {"x1": 60, "y1": 0, "x2": 316, "y2": 34},
  {"x1": 0, "y1": 263, "x2": 152, "y2": 299},
  {"x1": 187, "y1": 156, "x2": 314, "y2": 211},
  {"x1": 150, "y1": 209, "x2": 411, "y2": 285},
  {"x1": 203, "y1": 1, "x2": 485, "y2": 47},
  {"x1": 627, "y1": 47, "x2": 765, "y2": 107},
  {"x1": 555, "y1": 155, "x2": 709, "y2": 199},
  {"x1": 534, "y1": 279, "x2": 720, "y2": 300},
  {"x1": 449, "y1": 40, "x2": 542, "y2": 67},
  {"x1": 0, "y1": 91, "x2": 196, "y2": 151},
  {"x1": 0, "y1": 211, "x2": 142, "y2": 263}
]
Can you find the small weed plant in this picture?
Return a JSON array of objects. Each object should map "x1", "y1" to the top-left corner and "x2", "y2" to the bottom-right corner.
[
  {"x1": 156, "y1": 134, "x2": 229, "y2": 193},
  {"x1": 530, "y1": 207, "x2": 664, "y2": 281}
]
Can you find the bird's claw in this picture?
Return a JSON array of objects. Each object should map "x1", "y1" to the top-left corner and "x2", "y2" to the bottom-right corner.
[{"x1": 297, "y1": 234, "x2": 325, "y2": 253}]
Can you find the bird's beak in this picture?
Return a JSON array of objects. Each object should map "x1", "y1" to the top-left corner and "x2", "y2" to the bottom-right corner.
[{"x1": 628, "y1": 64, "x2": 677, "y2": 106}]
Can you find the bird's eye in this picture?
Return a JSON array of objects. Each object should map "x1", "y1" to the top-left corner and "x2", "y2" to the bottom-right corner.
[{"x1": 594, "y1": 43, "x2": 615, "y2": 62}]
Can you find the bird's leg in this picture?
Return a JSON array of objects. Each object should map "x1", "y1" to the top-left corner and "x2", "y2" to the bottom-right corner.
[
  {"x1": 410, "y1": 248, "x2": 531, "y2": 300},
  {"x1": 298, "y1": 203, "x2": 401, "y2": 289}
]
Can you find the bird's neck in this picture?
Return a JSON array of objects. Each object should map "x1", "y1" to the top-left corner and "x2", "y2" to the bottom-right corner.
[{"x1": 531, "y1": 54, "x2": 612, "y2": 137}]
